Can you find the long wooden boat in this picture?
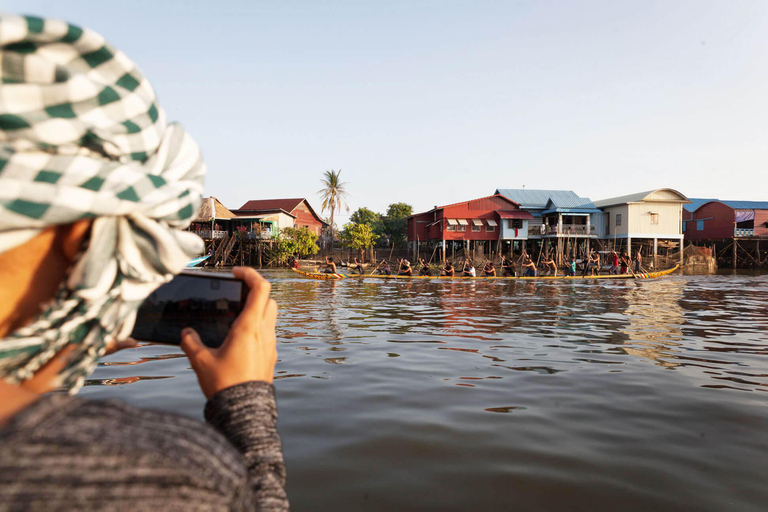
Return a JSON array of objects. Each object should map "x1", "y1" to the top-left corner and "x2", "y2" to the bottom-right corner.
[{"x1": 292, "y1": 265, "x2": 679, "y2": 281}]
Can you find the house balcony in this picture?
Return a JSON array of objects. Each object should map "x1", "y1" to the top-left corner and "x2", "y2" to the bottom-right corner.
[
  {"x1": 544, "y1": 224, "x2": 596, "y2": 236},
  {"x1": 195, "y1": 229, "x2": 227, "y2": 239},
  {"x1": 246, "y1": 231, "x2": 273, "y2": 240},
  {"x1": 735, "y1": 228, "x2": 754, "y2": 237}
]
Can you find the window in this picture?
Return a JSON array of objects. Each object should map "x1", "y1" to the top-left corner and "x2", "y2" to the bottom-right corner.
[
  {"x1": 508, "y1": 219, "x2": 523, "y2": 229},
  {"x1": 696, "y1": 220, "x2": 704, "y2": 231},
  {"x1": 682, "y1": 221, "x2": 687, "y2": 231},
  {"x1": 472, "y1": 224, "x2": 481, "y2": 232},
  {"x1": 471, "y1": 219, "x2": 482, "y2": 232},
  {"x1": 650, "y1": 212, "x2": 659, "y2": 225},
  {"x1": 486, "y1": 224, "x2": 496, "y2": 232},
  {"x1": 616, "y1": 214, "x2": 622, "y2": 226},
  {"x1": 457, "y1": 224, "x2": 466, "y2": 232},
  {"x1": 447, "y1": 224, "x2": 456, "y2": 231}
]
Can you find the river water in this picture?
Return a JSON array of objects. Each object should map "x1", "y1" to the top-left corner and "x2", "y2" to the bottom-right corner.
[{"x1": 81, "y1": 271, "x2": 768, "y2": 511}]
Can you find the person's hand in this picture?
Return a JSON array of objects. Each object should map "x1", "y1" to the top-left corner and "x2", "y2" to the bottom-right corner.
[{"x1": 180, "y1": 267, "x2": 278, "y2": 399}]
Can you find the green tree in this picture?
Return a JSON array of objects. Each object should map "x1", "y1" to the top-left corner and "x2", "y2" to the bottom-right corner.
[
  {"x1": 350, "y1": 207, "x2": 380, "y2": 227},
  {"x1": 317, "y1": 169, "x2": 350, "y2": 247},
  {"x1": 382, "y1": 202, "x2": 413, "y2": 247},
  {"x1": 341, "y1": 222, "x2": 379, "y2": 260},
  {"x1": 349, "y1": 206, "x2": 384, "y2": 239},
  {"x1": 282, "y1": 227, "x2": 320, "y2": 258},
  {"x1": 268, "y1": 227, "x2": 319, "y2": 265}
]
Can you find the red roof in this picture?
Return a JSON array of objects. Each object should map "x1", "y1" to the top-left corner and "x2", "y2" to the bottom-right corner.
[
  {"x1": 239, "y1": 198, "x2": 305, "y2": 212},
  {"x1": 497, "y1": 210, "x2": 534, "y2": 219},
  {"x1": 238, "y1": 198, "x2": 328, "y2": 226},
  {"x1": 436, "y1": 193, "x2": 521, "y2": 210}
]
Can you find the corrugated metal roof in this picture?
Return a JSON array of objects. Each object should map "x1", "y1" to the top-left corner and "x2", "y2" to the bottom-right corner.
[
  {"x1": 684, "y1": 198, "x2": 768, "y2": 212},
  {"x1": 542, "y1": 207, "x2": 602, "y2": 215},
  {"x1": 722, "y1": 200, "x2": 768, "y2": 210},
  {"x1": 684, "y1": 198, "x2": 718, "y2": 213},
  {"x1": 543, "y1": 196, "x2": 600, "y2": 212},
  {"x1": 593, "y1": 188, "x2": 690, "y2": 208},
  {"x1": 495, "y1": 189, "x2": 582, "y2": 209}
]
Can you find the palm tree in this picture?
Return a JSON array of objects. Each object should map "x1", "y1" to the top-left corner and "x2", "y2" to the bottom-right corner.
[{"x1": 318, "y1": 169, "x2": 350, "y2": 249}]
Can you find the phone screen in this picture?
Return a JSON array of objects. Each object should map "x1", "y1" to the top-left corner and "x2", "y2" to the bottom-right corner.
[{"x1": 131, "y1": 273, "x2": 246, "y2": 348}]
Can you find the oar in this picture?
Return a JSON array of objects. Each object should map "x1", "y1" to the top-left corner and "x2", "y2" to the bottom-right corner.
[{"x1": 370, "y1": 243, "x2": 396, "y2": 275}]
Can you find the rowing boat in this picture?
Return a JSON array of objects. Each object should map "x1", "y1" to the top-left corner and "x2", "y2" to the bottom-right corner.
[{"x1": 292, "y1": 265, "x2": 679, "y2": 281}]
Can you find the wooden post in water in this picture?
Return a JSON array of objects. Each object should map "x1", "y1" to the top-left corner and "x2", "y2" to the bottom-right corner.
[{"x1": 733, "y1": 240, "x2": 737, "y2": 269}]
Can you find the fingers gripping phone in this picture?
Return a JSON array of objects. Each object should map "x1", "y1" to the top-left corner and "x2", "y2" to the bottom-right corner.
[{"x1": 131, "y1": 271, "x2": 249, "y2": 348}]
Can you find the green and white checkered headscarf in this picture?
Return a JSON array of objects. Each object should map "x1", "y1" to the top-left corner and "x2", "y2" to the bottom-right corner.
[{"x1": 0, "y1": 15, "x2": 205, "y2": 392}]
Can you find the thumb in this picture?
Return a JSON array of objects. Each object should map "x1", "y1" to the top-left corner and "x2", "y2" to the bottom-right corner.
[{"x1": 180, "y1": 328, "x2": 208, "y2": 364}]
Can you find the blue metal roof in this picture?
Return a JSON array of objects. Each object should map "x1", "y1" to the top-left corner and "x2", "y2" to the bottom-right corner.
[
  {"x1": 495, "y1": 189, "x2": 586, "y2": 210},
  {"x1": 721, "y1": 200, "x2": 768, "y2": 210},
  {"x1": 685, "y1": 198, "x2": 768, "y2": 212},
  {"x1": 543, "y1": 196, "x2": 601, "y2": 213},
  {"x1": 542, "y1": 207, "x2": 603, "y2": 215},
  {"x1": 684, "y1": 198, "x2": 718, "y2": 213}
]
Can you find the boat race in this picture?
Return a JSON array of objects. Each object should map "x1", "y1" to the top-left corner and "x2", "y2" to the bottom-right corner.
[{"x1": 2, "y1": 3, "x2": 768, "y2": 512}]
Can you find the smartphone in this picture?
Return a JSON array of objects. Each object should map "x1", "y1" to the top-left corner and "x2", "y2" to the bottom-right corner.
[{"x1": 131, "y1": 271, "x2": 249, "y2": 348}]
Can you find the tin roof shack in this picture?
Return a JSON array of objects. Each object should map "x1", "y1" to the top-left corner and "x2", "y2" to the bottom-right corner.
[
  {"x1": 594, "y1": 188, "x2": 690, "y2": 268},
  {"x1": 683, "y1": 200, "x2": 768, "y2": 269},
  {"x1": 407, "y1": 194, "x2": 533, "y2": 263},
  {"x1": 684, "y1": 200, "x2": 768, "y2": 240},
  {"x1": 235, "y1": 198, "x2": 328, "y2": 237},
  {"x1": 495, "y1": 189, "x2": 602, "y2": 263}
]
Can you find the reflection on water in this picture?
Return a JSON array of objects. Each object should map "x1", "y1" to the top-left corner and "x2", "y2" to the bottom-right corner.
[{"x1": 83, "y1": 271, "x2": 768, "y2": 512}]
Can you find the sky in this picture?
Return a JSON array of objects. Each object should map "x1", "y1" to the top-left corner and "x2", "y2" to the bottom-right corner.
[{"x1": 8, "y1": 1, "x2": 768, "y2": 226}]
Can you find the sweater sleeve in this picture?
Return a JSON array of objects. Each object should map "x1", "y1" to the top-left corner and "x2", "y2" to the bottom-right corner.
[{"x1": 204, "y1": 381, "x2": 288, "y2": 511}]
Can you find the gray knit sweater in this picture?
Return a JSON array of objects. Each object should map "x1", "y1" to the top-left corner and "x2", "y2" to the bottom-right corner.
[{"x1": 0, "y1": 381, "x2": 288, "y2": 511}]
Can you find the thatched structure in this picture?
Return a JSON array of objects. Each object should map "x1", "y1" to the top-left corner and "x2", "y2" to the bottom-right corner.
[{"x1": 194, "y1": 197, "x2": 236, "y2": 222}]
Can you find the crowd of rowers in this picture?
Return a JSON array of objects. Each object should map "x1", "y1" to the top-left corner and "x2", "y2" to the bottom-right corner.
[{"x1": 322, "y1": 250, "x2": 644, "y2": 277}]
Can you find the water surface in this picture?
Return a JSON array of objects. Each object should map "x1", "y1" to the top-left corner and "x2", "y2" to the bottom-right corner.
[{"x1": 82, "y1": 271, "x2": 768, "y2": 511}]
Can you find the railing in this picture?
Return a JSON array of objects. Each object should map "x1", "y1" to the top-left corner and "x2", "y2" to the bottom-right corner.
[
  {"x1": 246, "y1": 231, "x2": 273, "y2": 240},
  {"x1": 193, "y1": 229, "x2": 227, "y2": 239},
  {"x1": 545, "y1": 224, "x2": 596, "y2": 235},
  {"x1": 735, "y1": 228, "x2": 754, "y2": 237}
]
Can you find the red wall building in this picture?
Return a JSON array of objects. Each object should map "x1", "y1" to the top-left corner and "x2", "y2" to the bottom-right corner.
[
  {"x1": 408, "y1": 194, "x2": 533, "y2": 243},
  {"x1": 684, "y1": 200, "x2": 768, "y2": 241},
  {"x1": 235, "y1": 198, "x2": 328, "y2": 236}
]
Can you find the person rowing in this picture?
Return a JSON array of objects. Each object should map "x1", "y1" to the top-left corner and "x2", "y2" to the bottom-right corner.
[
  {"x1": 483, "y1": 261, "x2": 496, "y2": 277},
  {"x1": 633, "y1": 251, "x2": 643, "y2": 273},
  {"x1": 541, "y1": 254, "x2": 557, "y2": 276},
  {"x1": 375, "y1": 259, "x2": 392, "y2": 275},
  {"x1": 608, "y1": 251, "x2": 620, "y2": 275},
  {"x1": 352, "y1": 257, "x2": 364, "y2": 275},
  {"x1": 418, "y1": 258, "x2": 431, "y2": 276},
  {"x1": 443, "y1": 261, "x2": 455, "y2": 276},
  {"x1": 620, "y1": 251, "x2": 630, "y2": 274},
  {"x1": 462, "y1": 258, "x2": 476, "y2": 277},
  {"x1": 589, "y1": 250, "x2": 600, "y2": 276},
  {"x1": 324, "y1": 256, "x2": 337, "y2": 274},
  {"x1": 398, "y1": 259, "x2": 413, "y2": 276},
  {"x1": 565, "y1": 257, "x2": 576, "y2": 276},
  {"x1": 500, "y1": 255, "x2": 515, "y2": 277},
  {"x1": 522, "y1": 255, "x2": 537, "y2": 277}
]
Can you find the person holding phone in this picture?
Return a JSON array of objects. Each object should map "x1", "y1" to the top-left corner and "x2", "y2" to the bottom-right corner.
[{"x1": 0, "y1": 16, "x2": 287, "y2": 510}]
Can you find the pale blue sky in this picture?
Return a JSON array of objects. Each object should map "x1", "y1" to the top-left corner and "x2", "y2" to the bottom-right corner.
[{"x1": 8, "y1": 1, "x2": 768, "y2": 225}]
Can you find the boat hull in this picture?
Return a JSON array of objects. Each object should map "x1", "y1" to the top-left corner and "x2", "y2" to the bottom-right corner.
[{"x1": 293, "y1": 265, "x2": 679, "y2": 281}]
